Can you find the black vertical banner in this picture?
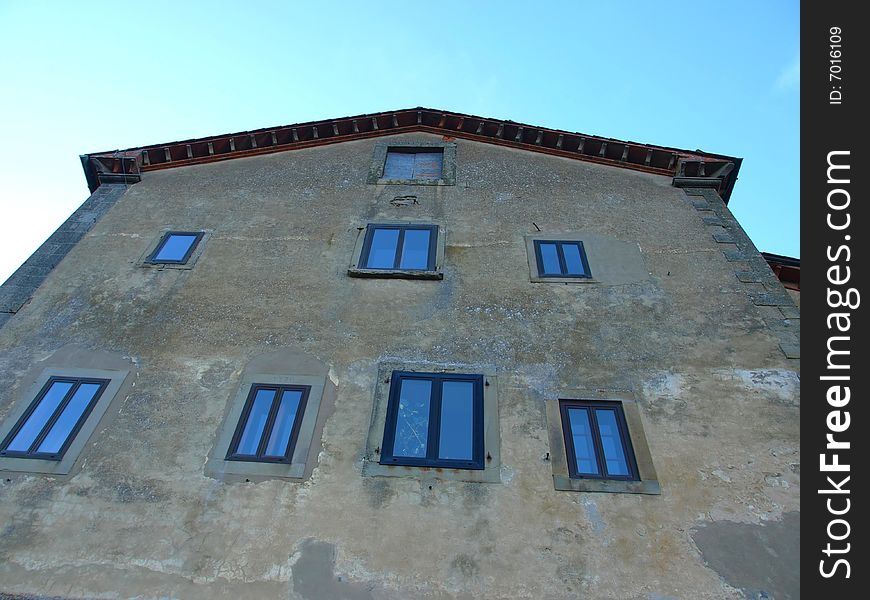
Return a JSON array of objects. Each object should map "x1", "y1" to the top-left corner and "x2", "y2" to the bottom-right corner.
[{"x1": 803, "y1": 2, "x2": 868, "y2": 597}]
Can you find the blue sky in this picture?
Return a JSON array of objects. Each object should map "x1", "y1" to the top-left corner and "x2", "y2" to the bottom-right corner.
[{"x1": 0, "y1": 1, "x2": 799, "y2": 284}]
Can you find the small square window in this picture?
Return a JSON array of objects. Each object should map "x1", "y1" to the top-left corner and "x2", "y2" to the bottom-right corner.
[
  {"x1": 533, "y1": 240, "x2": 591, "y2": 278},
  {"x1": 559, "y1": 400, "x2": 638, "y2": 481},
  {"x1": 383, "y1": 148, "x2": 444, "y2": 180},
  {"x1": 360, "y1": 224, "x2": 438, "y2": 271},
  {"x1": 147, "y1": 231, "x2": 204, "y2": 265},
  {"x1": 226, "y1": 384, "x2": 310, "y2": 464},
  {"x1": 0, "y1": 376, "x2": 109, "y2": 461},
  {"x1": 381, "y1": 371, "x2": 485, "y2": 470}
]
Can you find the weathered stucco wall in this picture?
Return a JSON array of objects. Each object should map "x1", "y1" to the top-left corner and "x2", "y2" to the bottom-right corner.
[{"x1": 0, "y1": 133, "x2": 799, "y2": 599}]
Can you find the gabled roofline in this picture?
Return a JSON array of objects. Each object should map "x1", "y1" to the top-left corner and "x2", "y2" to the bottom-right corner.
[{"x1": 80, "y1": 107, "x2": 742, "y2": 202}]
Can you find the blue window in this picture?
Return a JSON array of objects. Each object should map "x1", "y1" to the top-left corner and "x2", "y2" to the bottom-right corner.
[
  {"x1": 559, "y1": 400, "x2": 638, "y2": 480},
  {"x1": 226, "y1": 384, "x2": 310, "y2": 463},
  {"x1": 147, "y1": 231, "x2": 204, "y2": 264},
  {"x1": 533, "y1": 240, "x2": 591, "y2": 278},
  {"x1": 360, "y1": 224, "x2": 438, "y2": 271},
  {"x1": 380, "y1": 371, "x2": 485, "y2": 470},
  {"x1": 0, "y1": 377, "x2": 109, "y2": 460},
  {"x1": 383, "y1": 149, "x2": 443, "y2": 180}
]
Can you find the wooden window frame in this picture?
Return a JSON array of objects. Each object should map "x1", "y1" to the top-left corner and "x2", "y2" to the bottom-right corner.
[{"x1": 367, "y1": 141, "x2": 457, "y2": 186}]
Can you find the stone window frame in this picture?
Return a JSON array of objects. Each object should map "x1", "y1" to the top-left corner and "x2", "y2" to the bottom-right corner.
[
  {"x1": 366, "y1": 141, "x2": 457, "y2": 186},
  {"x1": 138, "y1": 229, "x2": 211, "y2": 270},
  {"x1": 347, "y1": 221, "x2": 446, "y2": 280},
  {"x1": 362, "y1": 361, "x2": 501, "y2": 484},
  {"x1": 545, "y1": 390, "x2": 660, "y2": 494},
  {"x1": 0, "y1": 366, "x2": 131, "y2": 476},
  {"x1": 206, "y1": 372, "x2": 327, "y2": 481}
]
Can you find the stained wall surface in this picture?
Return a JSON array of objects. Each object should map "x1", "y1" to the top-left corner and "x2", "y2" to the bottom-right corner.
[{"x1": 0, "y1": 133, "x2": 799, "y2": 600}]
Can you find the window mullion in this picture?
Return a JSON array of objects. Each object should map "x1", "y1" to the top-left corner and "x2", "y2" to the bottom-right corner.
[
  {"x1": 255, "y1": 387, "x2": 283, "y2": 458},
  {"x1": 394, "y1": 228, "x2": 406, "y2": 269},
  {"x1": 53, "y1": 382, "x2": 106, "y2": 460},
  {"x1": 427, "y1": 377, "x2": 442, "y2": 461},
  {"x1": 285, "y1": 386, "x2": 310, "y2": 461},
  {"x1": 556, "y1": 243, "x2": 569, "y2": 276},
  {"x1": 29, "y1": 380, "x2": 80, "y2": 455},
  {"x1": 588, "y1": 408, "x2": 609, "y2": 478}
]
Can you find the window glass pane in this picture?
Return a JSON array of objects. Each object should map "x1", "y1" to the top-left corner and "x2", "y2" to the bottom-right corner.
[
  {"x1": 412, "y1": 152, "x2": 443, "y2": 179},
  {"x1": 236, "y1": 389, "x2": 276, "y2": 456},
  {"x1": 264, "y1": 389, "x2": 303, "y2": 458},
  {"x1": 399, "y1": 229, "x2": 431, "y2": 270},
  {"x1": 567, "y1": 408, "x2": 600, "y2": 475},
  {"x1": 6, "y1": 381, "x2": 74, "y2": 452},
  {"x1": 37, "y1": 383, "x2": 102, "y2": 454},
  {"x1": 154, "y1": 234, "x2": 197, "y2": 261},
  {"x1": 384, "y1": 152, "x2": 415, "y2": 179},
  {"x1": 392, "y1": 378, "x2": 432, "y2": 458},
  {"x1": 562, "y1": 243, "x2": 587, "y2": 275},
  {"x1": 366, "y1": 228, "x2": 400, "y2": 268},
  {"x1": 539, "y1": 243, "x2": 561, "y2": 274},
  {"x1": 595, "y1": 409, "x2": 630, "y2": 476},
  {"x1": 438, "y1": 381, "x2": 474, "y2": 460}
]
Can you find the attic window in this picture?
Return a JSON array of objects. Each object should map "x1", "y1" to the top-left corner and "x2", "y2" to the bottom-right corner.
[
  {"x1": 383, "y1": 148, "x2": 444, "y2": 180},
  {"x1": 367, "y1": 142, "x2": 456, "y2": 186}
]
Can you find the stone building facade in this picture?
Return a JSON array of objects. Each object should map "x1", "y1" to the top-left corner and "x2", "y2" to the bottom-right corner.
[{"x1": 0, "y1": 109, "x2": 799, "y2": 599}]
